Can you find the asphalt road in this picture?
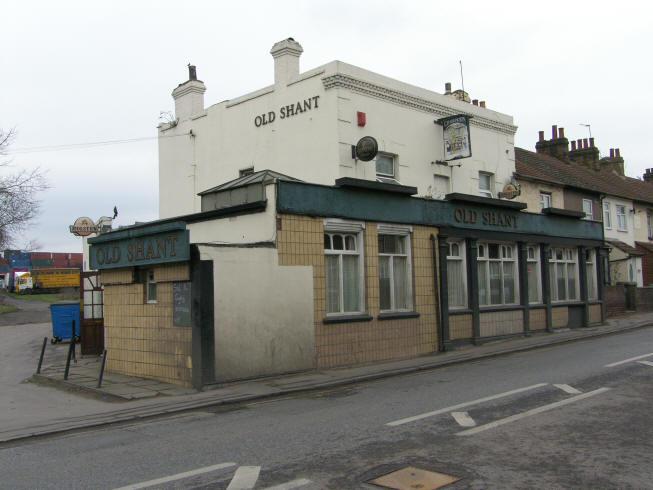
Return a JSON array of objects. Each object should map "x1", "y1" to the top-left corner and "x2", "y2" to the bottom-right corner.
[
  {"x1": 0, "y1": 293, "x2": 52, "y2": 326},
  {"x1": 1, "y1": 327, "x2": 653, "y2": 489}
]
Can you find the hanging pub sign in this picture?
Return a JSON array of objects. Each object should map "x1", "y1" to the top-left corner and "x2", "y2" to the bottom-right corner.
[
  {"x1": 352, "y1": 136, "x2": 378, "y2": 161},
  {"x1": 69, "y1": 217, "x2": 102, "y2": 237},
  {"x1": 435, "y1": 114, "x2": 472, "y2": 161}
]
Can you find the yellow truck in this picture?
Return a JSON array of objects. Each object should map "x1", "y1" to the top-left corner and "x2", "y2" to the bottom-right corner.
[{"x1": 31, "y1": 268, "x2": 81, "y2": 291}]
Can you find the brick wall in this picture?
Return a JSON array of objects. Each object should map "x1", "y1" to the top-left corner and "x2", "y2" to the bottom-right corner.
[
  {"x1": 277, "y1": 214, "x2": 438, "y2": 369},
  {"x1": 529, "y1": 308, "x2": 547, "y2": 331},
  {"x1": 102, "y1": 262, "x2": 192, "y2": 386},
  {"x1": 637, "y1": 244, "x2": 653, "y2": 286},
  {"x1": 479, "y1": 310, "x2": 523, "y2": 337}
]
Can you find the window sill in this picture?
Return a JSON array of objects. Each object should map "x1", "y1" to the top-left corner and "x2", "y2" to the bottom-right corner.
[
  {"x1": 449, "y1": 308, "x2": 473, "y2": 315},
  {"x1": 479, "y1": 304, "x2": 524, "y2": 312},
  {"x1": 377, "y1": 311, "x2": 420, "y2": 321},
  {"x1": 323, "y1": 314, "x2": 373, "y2": 324}
]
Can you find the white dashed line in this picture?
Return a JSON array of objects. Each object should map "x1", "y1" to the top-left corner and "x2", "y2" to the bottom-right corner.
[
  {"x1": 457, "y1": 387, "x2": 610, "y2": 436},
  {"x1": 113, "y1": 462, "x2": 236, "y2": 490},
  {"x1": 553, "y1": 384, "x2": 582, "y2": 394},
  {"x1": 451, "y1": 411, "x2": 476, "y2": 427},
  {"x1": 605, "y1": 353, "x2": 653, "y2": 367},
  {"x1": 386, "y1": 383, "x2": 548, "y2": 426},
  {"x1": 227, "y1": 466, "x2": 261, "y2": 490}
]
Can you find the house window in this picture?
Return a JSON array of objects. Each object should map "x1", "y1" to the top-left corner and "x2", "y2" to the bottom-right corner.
[
  {"x1": 324, "y1": 224, "x2": 364, "y2": 315},
  {"x1": 647, "y1": 211, "x2": 652, "y2": 239},
  {"x1": 604, "y1": 202, "x2": 612, "y2": 229},
  {"x1": 376, "y1": 153, "x2": 395, "y2": 176},
  {"x1": 616, "y1": 205, "x2": 627, "y2": 231},
  {"x1": 548, "y1": 247, "x2": 578, "y2": 302},
  {"x1": 479, "y1": 172, "x2": 493, "y2": 198},
  {"x1": 585, "y1": 249, "x2": 597, "y2": 300},
  {"x1": 582, "y1": 199, "x2": 593, "y2": 220},
  {"x1": 540, "y1": 192, "x2": 552, "y2": 210},
  {"x1": 378, "y1": 234, "x2": 412, "y2": 311},
  {"x1": 527, "y1": 245, "x2": 542, "y2": 303},
  {"x1": 477, "y1": 242, "x2": 518, "y2": 305},
  {"x1": 145, "y1": 269, "x2": 157, "y2": 303},
  {"x1": 447, "y1": 240, "x2": 467, "y2": 309}
]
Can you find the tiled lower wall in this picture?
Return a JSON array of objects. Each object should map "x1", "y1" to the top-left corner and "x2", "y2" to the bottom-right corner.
[
  {"x1": 529, "y1": 308, "x2": 547, "y2": 331},
  {"x1": 551, "y1": 306, "x2": 569, "y2": 328},
  {"x1": 450, "y1": 313, "x2": 472, "y2": 339},
  {"x1": 102, "y1": 263, "x2": 192, "y2": 387},
  {"x1": 589, "y1": 304, "x2": 602, "y2": 324},
  {"x1": 479, "y1": 310, "x2": 523, "y2": 337},
  {"x1": 277, "y1": 214, "x2": 438, "y2": 368}
]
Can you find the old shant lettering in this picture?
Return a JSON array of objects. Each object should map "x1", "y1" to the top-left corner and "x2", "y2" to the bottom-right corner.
[
  {"x1": 454, "y1": 208, "x2": 519, "y2": 229},
  {"x1": 94, "y1": 235, "x2": 179, "y2": 266},
  {"x1": 254, "y1": 96, "x2": 320, "y2": 127}
]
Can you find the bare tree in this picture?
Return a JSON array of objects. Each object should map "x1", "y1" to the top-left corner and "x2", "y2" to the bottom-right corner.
[{"x1": 0, "y1": 128, "x2": 49, "y2": 250}]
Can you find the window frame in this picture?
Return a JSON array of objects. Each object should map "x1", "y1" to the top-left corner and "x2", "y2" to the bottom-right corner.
[
  {"x1": 582, "y1": 199, "x2": 593, "y2": 220},
  {"x1": 478, "y1": 172, "x2": 494, "y2": 198},
  {"x1": 145, "y1": 269, "x2": 157, "y2": 304},
  {"x1": 323, "y1": 220, "x2": 365, "y2": 316},
  {"x1": 377, "y1": 231, "x2": 413, "y2": 313},
  {"x1": 477, "y1": 241, "x2": 519, "y2": 306},
  {"x1": 446, "y1": 239, "x2": 468, "y2": 310},
  {"x1": 548, "y1": 247, "x2": 579, "y2": 302},
  {"x1": 616, "y1": 204, "x2": 628, "y2": 231},
  {"x1": 540, "y1": 192, "x2": 552, "y2": 211},
  {"x1": 603, "y1": 202, "x2": 612, "y2": 229},
  {"x1": 375, "y1": 153, "x2": 395, "y2": 178}
]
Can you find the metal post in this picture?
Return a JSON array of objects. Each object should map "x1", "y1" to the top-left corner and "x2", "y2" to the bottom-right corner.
[
  {"x1": 71, "y1": 320, "x2": 77, "y2": 363},
  {"x1": 36, "y1": 337, "x2": 47, "y2": 374},
  {"x1": 97, "y1": 349, "x2": 107, "y2": 388},
  {"x1": 63, "y1": 340, "x2": 74, "y2": 380}
]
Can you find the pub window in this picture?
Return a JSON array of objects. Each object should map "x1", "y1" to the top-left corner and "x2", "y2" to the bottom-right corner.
[
  {"x1": 447, "y1": 240, "x2": 467, "y2": 309},
  {"x1": 479, "y1": 172, "x2": 494, "y2": 198},
  {"x1": 548, "y1": 247, "x2": 579, "y2": 302},
  {"x1": 585, "y1": 249, "x2": 598, "y2": 300},
  {"x1": 324, "y1": 226, "x2": 364, "y2": 315},
  {"x1": 527, "y1": 245, "x2": 542, "y2": 303},
  {"x1": 376, "y1": 153, "x2": 401, "y2": 185},
  {"x1": 378, "y1": 234, "x2": 413, "y2": 312},
  {"x1": 145, "y1": 269, "x2": 157, "y2": 303},
  {"x1": 616, "y1": 204, "x2": 627, "y2": 231},
  {"x1": 477, "y1": 242, "x2": 518, "y2": 306}
]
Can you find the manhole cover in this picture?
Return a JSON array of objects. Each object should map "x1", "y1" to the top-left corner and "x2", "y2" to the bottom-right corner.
[{"x1": 370, "y1": 466, "x2": 460, "y2": 490}]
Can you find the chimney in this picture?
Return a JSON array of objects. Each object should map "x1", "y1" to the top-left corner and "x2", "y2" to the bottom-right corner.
[
  {"x1": 535, "y1": 125, "x2": 569, "y2": 159},
  {"x1": 644, "y1": 168, "x2": 653, "y2": 182},
  {"x1": 595, "y1": 146, "x2": 625, "y2": 175},
  {"x1": 444, "y1": 82, "x2": 452, "y2": 95},
  {"x1": 472, "y1": 99, "x2": 478, "y2": 106},
  {"x1": 270, "y1": 37, "x2": 303, "y2": 85},
  {"x1": 171, "y1": 64, "x2": 206, "y2": 121},
  {"x1": 480, "y1": 101, "x2": 486, "y2": 108}
]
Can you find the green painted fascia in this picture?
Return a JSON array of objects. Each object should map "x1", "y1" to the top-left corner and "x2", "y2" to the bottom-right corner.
[
  {"x1": 276, "y1": 180, "x2": 603, "y2": 241},
  {"x1": 88, "y1": 221, "x2": 187, "y2": 244}
]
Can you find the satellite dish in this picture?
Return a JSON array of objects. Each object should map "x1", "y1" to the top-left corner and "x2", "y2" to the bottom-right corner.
[{"x1": 354, "y1": 136, "x2": 378, "y2": 161}]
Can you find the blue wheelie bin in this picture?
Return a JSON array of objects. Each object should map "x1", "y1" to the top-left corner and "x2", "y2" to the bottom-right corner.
[{"x1": 49, "y1": 302, "x2": 81, "y2": 344}]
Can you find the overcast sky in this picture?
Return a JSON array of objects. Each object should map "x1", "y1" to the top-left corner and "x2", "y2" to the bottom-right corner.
[{"x1": 3, "y1": 0, "x2": 652, "y2": 252}]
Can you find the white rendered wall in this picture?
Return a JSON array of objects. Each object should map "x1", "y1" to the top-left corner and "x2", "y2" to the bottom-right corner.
[
  {"x1": 633, "y1": 203, "x2": 652, "y2": 243},
  {"x1": 604, "y1": 196, "x2": 636, "y2": 246},
  {"x1": 198, "y1": 245, "x2": 315, "y2": 382},
  {"x1": 159, "y1": 60, "x2": 516, "y2": 219}
]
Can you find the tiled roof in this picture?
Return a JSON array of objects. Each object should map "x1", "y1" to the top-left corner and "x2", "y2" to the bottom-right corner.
[
  {"x1": 606, "y1": 238, "x2": 645, "y2": 256},
  {"x1": 636, "y1": 241, "x2": 653, "y2": 253},
  {"x1": 198, "y1": 169, "x2": 302, "y2": 195},
  {"x1": 515, "y1": 148, "x2": 653, "y2": 205}
]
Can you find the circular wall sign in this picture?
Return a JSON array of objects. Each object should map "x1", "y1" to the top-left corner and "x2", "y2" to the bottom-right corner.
[
  {"x1": 69, "y1": 217, "x2": 99, "y2": 237},
  {"x1": 355, "y1": 136, "x2": 378, "y2": 161}
]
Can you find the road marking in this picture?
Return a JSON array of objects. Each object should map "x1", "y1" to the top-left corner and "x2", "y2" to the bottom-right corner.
[
  {"x1": 457, "y1": 387, "x2": 610, "y2": 436},
  {"x1": 605, "y1": 353, "x2": 653, "y2": 367},
  {"x1": 451, "y1": 411, "x2": 476, "y2": 427},
  {"x1": 637, "y1": 360, "x2": 653, "y2": 367},
  {"x1": 554, "y1": 384, "x2": 582, "y2": 394},
  {"x1": 227, "y1": 466, "x2": 261, "y2": 490},
  {"x1": 113, "y1": 462, "x2": 236, "y2": 490},
  {"x1": 386, "y1": 383, "x2": 548, "y2": 426},
  {"x1": 263, "y1": 478, "x2": 313, "y2": 489}
]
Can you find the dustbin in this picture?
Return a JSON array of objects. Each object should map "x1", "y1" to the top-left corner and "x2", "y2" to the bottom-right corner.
[{"x1": 49, "y1": 302, "x2": 81, "y2": 344}]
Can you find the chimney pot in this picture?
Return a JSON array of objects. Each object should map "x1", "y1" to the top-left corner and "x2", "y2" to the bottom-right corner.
[
  {"x1": 589, "y1": 137, "x2": 595, "y2": 147},
  {"x1": 583, "y1": 138, "x2": 588, "y2": 148},
  {"x1": 558, "y1": 127, "x2": 565, "y2": 138},
  {"x1": 472, "y1": 99, "x2": 478, "y2": 106},
  {"x1": 480, "y1": 101, "x2": 486, "y2": 108},
  {"x1": 539, "y1": 131, "x2": 545, "y2": 142},
  {"x1": 445, "y1": 82, "x2": 452, "y2": 94},
  {"x1": 188, "y1": 64, "x2": 197, "y2": 81},
  {"x1": 576, "y1": 139, "x2": 582, "y2": 149},
  {"x1": 616, "y1": 148, "x2": 621, "y2": 157},
  {"x1": 571, "y1": 141, "x2": 577, "y2": 150},
  {"x1": 610, "y1": 148, "x2": 614, "y2": 158},
  {"x1": 552, "y1": 125, "x2": 558, "y2": 139}
]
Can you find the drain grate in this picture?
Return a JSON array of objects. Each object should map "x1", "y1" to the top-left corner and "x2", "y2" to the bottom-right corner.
[{"x1": 370, "y1": 466, "x2": 459, "y2": 490}]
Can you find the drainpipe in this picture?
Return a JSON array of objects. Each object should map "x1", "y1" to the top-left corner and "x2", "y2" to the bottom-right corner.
[{"x1": 430, "y1": 234, "x2": 444, "y2": 352}]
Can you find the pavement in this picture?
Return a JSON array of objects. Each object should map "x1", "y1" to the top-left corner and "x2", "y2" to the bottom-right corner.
[{"x1": 1, "y1": 311, "x2": 653, "y2": 444}]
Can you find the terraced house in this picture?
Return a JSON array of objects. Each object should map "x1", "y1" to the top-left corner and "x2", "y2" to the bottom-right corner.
[{"x1": 89, "y1": 39, "x2": 605, "y2": 388}]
